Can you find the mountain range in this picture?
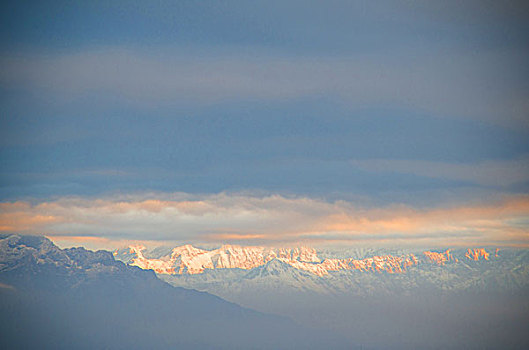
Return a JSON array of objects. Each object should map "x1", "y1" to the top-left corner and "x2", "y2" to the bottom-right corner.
[
  {"x1": 115, "y1": 243, "x2": 529, "y2": 349},
  {"x1": 0, "y1": 234, "x2": 350, "y2": 350},
  {"x1": 2, "y1": 235, "x2": 528, "y2": 349},
  {"x1": 120, "y1": 244, "x2": 499, "y2": 274},
  {"x1": 115, "y1": 243, "x2": 529, "y2": 295}
]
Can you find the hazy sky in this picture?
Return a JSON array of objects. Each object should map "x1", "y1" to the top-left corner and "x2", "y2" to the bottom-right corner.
[{"x1": 1, "y1": 1, "x2": 528, "y2": 248}]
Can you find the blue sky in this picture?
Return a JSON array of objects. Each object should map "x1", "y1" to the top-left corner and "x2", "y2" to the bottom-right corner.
[{"x1": 1, "y1": 1, "x2": 528, "y2": 247}]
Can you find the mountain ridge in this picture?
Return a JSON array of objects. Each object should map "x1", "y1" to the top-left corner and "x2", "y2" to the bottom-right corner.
[
  {"x1": 0, "y1": 234, "x2": 352, "y2": 350},
  {"x1": 116, "y1": 243, "x2": 502, "y2": 277}
]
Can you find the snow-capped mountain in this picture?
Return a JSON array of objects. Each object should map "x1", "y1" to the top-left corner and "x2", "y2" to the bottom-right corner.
[
  {"x1": 4, "y1": 235, "x2": 527, "y2": 350},
  {"x1": 116, "y1": 243, "x2": 506, "y2": 279},
  {"x1": 121, "y1": 244, "x2": 321, "y2": 274},
  {"x1": 114, "y1": 243, "x2": 529, "y2": 299},
  {"x1": 113, "y1": 243, "x2": 529, "y2": 350},
  {"x1": 0, "y1": 234, "x2": 350, "y2": 350}
]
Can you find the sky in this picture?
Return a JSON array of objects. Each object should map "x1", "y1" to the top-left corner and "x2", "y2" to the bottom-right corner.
[{"x1": 0, "y1": 0, "x2": 528, "y2": 249}]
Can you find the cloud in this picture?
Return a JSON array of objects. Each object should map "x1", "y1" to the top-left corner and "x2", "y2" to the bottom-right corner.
[
  {"x1": 1, "y1": 192, "x2": 528, "y2": 248},
  {"x1": 1, "y1": 47, "x2": 527, "y2": 128},
  {"x1": 351, "y1": 156, "x2": 529, "y2": 187}
]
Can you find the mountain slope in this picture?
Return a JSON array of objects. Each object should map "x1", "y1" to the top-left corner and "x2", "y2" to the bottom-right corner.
[
  {"x1": 120, "y1": 243, "x2": 529, "y2": 350},
  {"x1": 0, "y1": 234, "x2": 351, "y2": 350}
]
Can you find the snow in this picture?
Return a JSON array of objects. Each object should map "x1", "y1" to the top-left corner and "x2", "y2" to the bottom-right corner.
[{"x1": 126, "y1": 244, "x2": 491, "y2": 277}]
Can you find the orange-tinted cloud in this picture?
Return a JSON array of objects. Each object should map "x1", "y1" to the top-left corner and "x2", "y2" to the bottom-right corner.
[
  {"x1": 0, "y1": 200, "x2": 63, "y2": 232},
  {"x1": 0, "y1": 193, "x2": 528, "y2": 249}
]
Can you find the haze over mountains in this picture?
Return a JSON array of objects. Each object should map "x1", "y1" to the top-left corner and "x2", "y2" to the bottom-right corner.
[
  {"x1": 0, "y1": 234, "x2": 350, "y2": 350},
  {"x1": 116, "y1": 243, "x2": 529, "y2": 349},
  {"x1": 1, "y1": 235, "x2": 528, "y2": 349}
]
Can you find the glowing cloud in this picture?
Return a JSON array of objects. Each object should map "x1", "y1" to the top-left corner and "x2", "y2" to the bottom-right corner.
[{"x1": 0, "y1": 193, "x2": 528, "y2": 249}]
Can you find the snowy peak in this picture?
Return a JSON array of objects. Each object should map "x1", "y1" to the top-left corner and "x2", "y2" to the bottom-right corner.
[
  {"x1": 465, "y1": 248, "x2": 492, "y2": 261},
  {"x1": 121, "y1": 244, "x2": 499, "y2": 277},
  {"x1": 248, "y1": 258, "x2": 299, "y2": 278},
  {"x1": 423, "y1": 249, "x2": 457, "y2": 265},
  {"x1": 125, "y1": 244, "x2": 320, "y2": 275},
  {"x1": 321, "y1": 254, "x2": 419, "y2": 275}
]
